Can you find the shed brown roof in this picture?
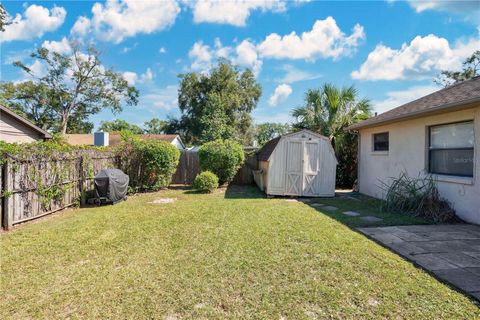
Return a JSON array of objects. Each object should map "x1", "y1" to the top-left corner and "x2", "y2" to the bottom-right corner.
[
  {"x1": 257, "y1": 137, "x2": 280, "y2": 161},
  {"x1": 348, "y1": 76, "x2": 480, "y2": 130}
]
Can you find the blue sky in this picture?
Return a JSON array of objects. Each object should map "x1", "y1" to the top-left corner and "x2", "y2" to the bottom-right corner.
[{"x1": 1, "y1": 1, "x2": 479, "y2": 130}]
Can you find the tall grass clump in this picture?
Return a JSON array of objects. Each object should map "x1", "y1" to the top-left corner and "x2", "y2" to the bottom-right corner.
[{"x1": 380, "y1": 172, "x2": 456, "y2": 222}]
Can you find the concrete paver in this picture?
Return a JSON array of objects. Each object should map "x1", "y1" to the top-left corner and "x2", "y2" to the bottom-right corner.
[{"x1": 357, "y1": 224, "x2": 480, "y2": 301}]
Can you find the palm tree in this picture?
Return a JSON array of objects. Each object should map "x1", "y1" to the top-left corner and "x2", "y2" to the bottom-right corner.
[
  {"x1": 292, "y1": 83, "x2": 371, "y2": 140},
  {"x1": 292, "y1": 83, "x2": 372, "y2": 187}
]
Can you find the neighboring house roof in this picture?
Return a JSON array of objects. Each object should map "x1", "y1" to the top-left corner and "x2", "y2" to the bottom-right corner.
[
  {"x1": 64, "y1": 132, "x2": 185, "y2": 148},
  {"x1": 108, "y1": 134, "x2": 185, "y2": 148},
  {"x1": 0, "y1": 105, "x2": 52, "y2": 139},
  {"x1": 257, "y1": 137, "x2": 280, "y2": 161},
  {"x1": 348, "y1": 76, "x2": 480, "y2": 130},
  {"x1": 64, "y1": 134, "x2": 94, "y2": 145}
]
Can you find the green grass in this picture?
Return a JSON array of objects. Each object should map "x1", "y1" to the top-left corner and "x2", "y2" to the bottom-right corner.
[{"x1": 1, "y1": 186, "x2": 478, "y2": 319}]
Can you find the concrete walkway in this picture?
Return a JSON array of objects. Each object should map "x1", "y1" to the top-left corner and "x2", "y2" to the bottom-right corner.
[{"x1": 358, "y1": 224, "x2": 480, "y2": 301}]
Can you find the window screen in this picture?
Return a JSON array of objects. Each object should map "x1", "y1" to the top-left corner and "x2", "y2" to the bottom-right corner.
[
  {"x1": 429, "y1": 121, "x2": 474, "y2": 177},
  {"x1": 373, "y1": 132, "x2": 389, "y2": 151}
]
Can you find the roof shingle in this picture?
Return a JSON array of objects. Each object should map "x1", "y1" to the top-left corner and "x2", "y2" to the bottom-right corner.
[{"x1": 348, "y1": 76, "x2": 480, "y2": 130}]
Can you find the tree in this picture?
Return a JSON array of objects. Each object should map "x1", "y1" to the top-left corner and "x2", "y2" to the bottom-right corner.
[
  {"x1": 292, "y1": 84, "x2": 371, "y2": 188},
  {"x1": 435, "y1": 51, "x2": 480, "y2": 87},
  {"x1": 254, "y1": 122, "x2": 290, "y2": 146},
  {"x1": 0, "y1": 81, "x2": 93, "y2": 133},
  {"x1": 0, "y1": 3, "x2": 11, "y2": 32},
  {"x1": 98, "y1": 119, "x2": 143, "y2": 134},
  {"x1": 9, "y1": 43, "x2": 139, "y2": 134},
  {"x1": 143, "y1": 118, "x2": 169, "y2": 134},
  {"x1": 172, "y1": 60, "x2": 262, "y2": 145}
]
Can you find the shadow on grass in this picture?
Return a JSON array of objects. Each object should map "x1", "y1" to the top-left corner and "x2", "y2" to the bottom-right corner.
[{"x1": 224, "y1": 184, "x2": 266, "y2": 199}]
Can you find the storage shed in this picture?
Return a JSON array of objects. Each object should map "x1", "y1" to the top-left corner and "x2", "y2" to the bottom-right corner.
[{"x1": 253, "y1": 130, "x2": 337, "y2": 197}]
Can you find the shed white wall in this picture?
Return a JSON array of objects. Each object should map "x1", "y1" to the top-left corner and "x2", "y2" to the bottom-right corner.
[
  {"x1": 265, "y1": 131, "x2": 337, "y2": 197},
  {"x1": 358, "y1": 106, "x2": 480, "y2": 224},
  {"x1": 0, "y1": 113, "x2": 43, "y2": 143},
  {"x1": 172, "y1": 136, "x2": 185, "y2": 149}
]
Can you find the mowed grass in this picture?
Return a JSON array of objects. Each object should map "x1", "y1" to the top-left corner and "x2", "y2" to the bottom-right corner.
[{"x1": 1, "y1": 186, "x2": 478, "y2": 319}]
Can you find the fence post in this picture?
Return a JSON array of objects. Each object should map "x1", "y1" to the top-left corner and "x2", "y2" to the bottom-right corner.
[
  {"x1": 79, "y1": 155, "x2": 86, "y2": 206},
  {"x1": 2, "y1": 162, "x2": 13, "y2": 230}
]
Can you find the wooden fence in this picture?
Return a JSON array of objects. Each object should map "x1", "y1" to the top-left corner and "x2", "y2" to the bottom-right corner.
[
  {"x1": 1, "y1": 151, "x2": 116, "y2": 229},
  {"x1": 1, "y1": 148, "x2": 258, "y2": 229},
  {"x1": 171, "y1": 150, "x2": 258, "y2": 185}
]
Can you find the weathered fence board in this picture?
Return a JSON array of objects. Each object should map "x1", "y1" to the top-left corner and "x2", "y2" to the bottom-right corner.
[
  {"x1": 1, "y1": 152, "x2": 116, "y2": 229},
  {"x1": 1, "y1": 147, "x2": 259, "y2": 229},
  {"x1": 172, "y1": 150, "x2": 258, "y2": 185}
]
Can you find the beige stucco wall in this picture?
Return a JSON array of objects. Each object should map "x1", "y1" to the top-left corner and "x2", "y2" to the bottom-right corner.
[
  {"x1": 358, "y1": 106, "x2": 480, "y2": 224},
  {"x1": 0, "y1": 113, "x2": 42, "y2": 143}
]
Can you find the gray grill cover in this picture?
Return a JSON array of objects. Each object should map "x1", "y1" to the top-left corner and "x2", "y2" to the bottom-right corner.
[{"x1": 94, "y1": 169, "x2": 129, "y2": 203}]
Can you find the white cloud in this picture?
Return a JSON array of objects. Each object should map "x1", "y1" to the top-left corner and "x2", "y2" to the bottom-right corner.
[
  {"x1": 1, "y1": 5, "x2": 66, "y2": 42},
  {"x1": 407, "y1": 0, "x2": 480, "y2": 14},
  {"x1": 269, "y1": 84, "x2": 292, "y2": 106},
  {"x1": 122, "y1": 71, "x2": 137, "y2": 86},
  {"x1": 71, "y1": 0, "x2": 180, "y2": 43},
  {"x1": 233, "y1": 40, "x2": 263, "y2": 75},
  {"x1": 140, "y1": 68, "x2": 154, "y2": 83},
  {"x1": 159, "y1": 47, "x2": 167, "y2": 54},
  {"x1": 351, "y1": 34, "x2": 480, "y2": 81},
  {"x1": 188, "y1": 38, "x2": 263, "y2": 75},
  {"x1": 192, "y1": 0, "x2": 286, "y2": 26},
  {"x1": 373, "y1": 85, "x2": 439, "y2": 114},
  {"x1": 189, "y1": 41, "x2": 214, "y2": 71},
  {"x1": 71, "y1": 16, "x2": 91, "y2": 37},
  {"x1": 122, "y1": 68, "x2": 154, "y2": 85},
  {"x1": 142, "y1": 85, "x2": 179, "y2": 110},
  {"x1": 257, "y1": 17, "x2": 365, "y2": 60},
  {"x1": 278, "y1": 64, "x2": 321, "y2": 83},
  {"x1": 42, "y1": 37, "x2": 72, "y2": 55}
]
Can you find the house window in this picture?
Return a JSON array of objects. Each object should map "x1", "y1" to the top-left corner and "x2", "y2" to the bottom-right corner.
[
  {"x1": 429, "y1": 121, "x2": 474, "y2": 177},
  {"x1": 373, "y1": 132, "x2": 389, "y2": 151}
]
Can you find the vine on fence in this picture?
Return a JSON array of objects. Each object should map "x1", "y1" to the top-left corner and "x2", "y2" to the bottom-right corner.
[{"x1": 0, "y1": 139, "x2": 112, "y2": 210}]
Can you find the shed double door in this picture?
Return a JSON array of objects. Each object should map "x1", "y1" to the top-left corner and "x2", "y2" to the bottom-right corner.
[{"x1": 285, "y1": 139, "x2": 320, "y2": 196}]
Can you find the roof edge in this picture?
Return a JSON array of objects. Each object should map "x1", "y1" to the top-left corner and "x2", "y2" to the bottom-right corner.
[
  {"x1": 347, "y1": 97, "x2": 480, "y2": 131},
  {"x1": 0, "y1": 105, "x2": 53, "y2": 139}
]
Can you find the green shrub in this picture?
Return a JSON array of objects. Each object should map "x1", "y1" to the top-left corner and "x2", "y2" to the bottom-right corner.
[
  {"x1": 116, "y1": 139, "x2": 180, "y2": 191},
  {"x1": 198, "y1": 139, "x2": 244, "y2": 184},
  {"x1": 380, "y1": 172, "x2": 456, "y2": 222},
  {"x1": 193, "y1": 171, "x2": 219, "y2": 193}
]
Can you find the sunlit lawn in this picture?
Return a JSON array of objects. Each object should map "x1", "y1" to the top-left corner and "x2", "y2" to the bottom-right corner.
[{"x1": 1, "y1": 186, "x2": 478, "y2": 319}]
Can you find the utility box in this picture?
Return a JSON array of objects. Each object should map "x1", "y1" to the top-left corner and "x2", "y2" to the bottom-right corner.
[{"x1": 94, "y1": 132, "x2": 109, "y2": 147}]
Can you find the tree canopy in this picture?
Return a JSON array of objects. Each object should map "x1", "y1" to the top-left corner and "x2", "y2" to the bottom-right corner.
[
  {"x1": 143, "y1": 118, "x2": 169, "y2": 134},
  {"x1": 254, "y1": 122, "x2": 290, "y2": 146},
  {"x1": 1, "y1": 43, "x2": 139, "y2": 134},
  {"x1": 98, "y1": 119, "x2": 144, "y2": 134},
  {"x1": 172, "y1": 60, "x2": 262, "y2": 145},
  {"x1": 435, "y1": 51, "x2": 480, "y2": 87}
]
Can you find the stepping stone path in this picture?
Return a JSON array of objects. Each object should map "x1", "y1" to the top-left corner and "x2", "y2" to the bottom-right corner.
[
  {"x1": 360, "y1": 215, "x2": 383, "y2": 222},
  {"x1": 322, "y1": 206, "x2": 338, "y2": 211},
  {"x1": 343, "y1": 211, "x2": 361, "y2": 217},
  {"x1": 311, "y1": 203, "x2": 324, "y2": 207},
  {"x1": 149, "y1": 198, "x2": 176, "y2": 204}
]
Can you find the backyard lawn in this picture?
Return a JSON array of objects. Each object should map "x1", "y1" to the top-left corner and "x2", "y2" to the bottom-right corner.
[{"x1": 1, "y1": 186, "x2": 478, "y2": 319}]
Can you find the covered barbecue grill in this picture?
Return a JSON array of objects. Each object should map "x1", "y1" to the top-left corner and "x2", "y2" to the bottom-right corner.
[{"x1": 91, "y1": 169, "x2": 129, "y2": 205}]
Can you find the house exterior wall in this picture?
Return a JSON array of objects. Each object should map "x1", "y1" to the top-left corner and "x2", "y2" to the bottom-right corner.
[
  {"x1": 0, "y1": 113, "x2": 43, "y2": 143},
  {"x1": 358, "y1": 106, "x2": 480, "y2": 224}
]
